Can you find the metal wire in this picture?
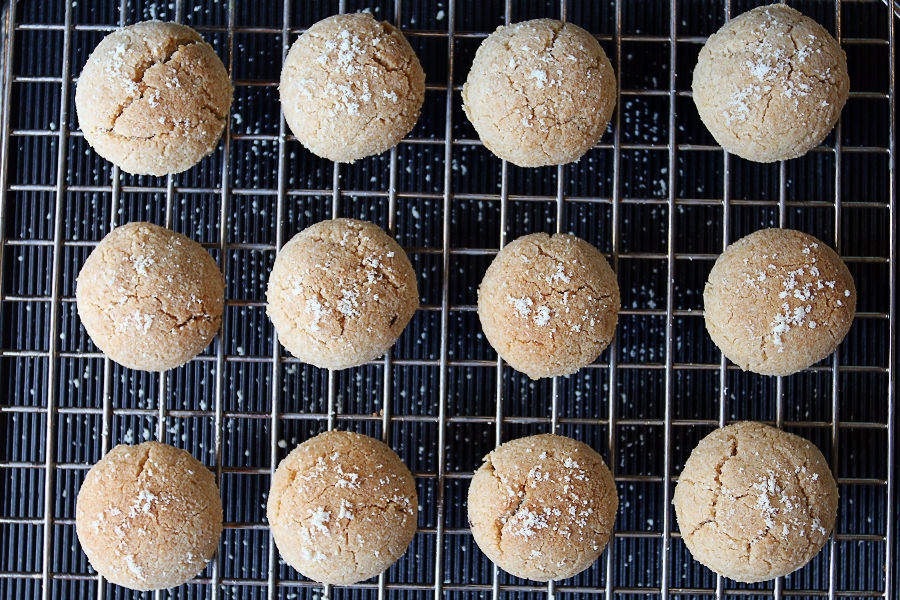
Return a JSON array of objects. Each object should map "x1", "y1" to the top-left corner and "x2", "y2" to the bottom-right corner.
[
  {"x1": 883, "y1": 4, "x2": 897, "y2": 600},
  {"x1": 0, "y1": 1, "x2": 895, "y2": 599}
]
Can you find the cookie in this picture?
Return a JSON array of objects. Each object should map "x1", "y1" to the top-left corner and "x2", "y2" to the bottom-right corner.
[
  {"x1": 692, "y1": 4, "x2": 849, "y2": 162},
  {"x1": 75, "y1": 442, "x2": 223, "y2": 590},
  {"x1": 75, "y1": 21, "x2": 233, "y2": 175},
  {"x1": 267, "y1": 431, "x2": 418, "y2": 584},
  {"x1": 266, "y1": 218, "x2": 418, "y2": 370},
  {"x1": 280, "y1": 13, "x2": 425, "y2": 162},
  {"x1": 468, "y1": 434, "x2": 618, "y2": 581},
  {"x1": 704, "y1": 228, "x2": 855, "y2": 376},
  {"x1": 463, "y1": 19, "x2": 616, "y2": 167},
  {"x1": 673, "y1": 422, "x2": 838, "y2": 582},
  {"x1": 76, "y1": 222, "x2": 224, "y2": 371},
  {"x1": 478, "y1": 233, "x2": 620, "y2": 379}
]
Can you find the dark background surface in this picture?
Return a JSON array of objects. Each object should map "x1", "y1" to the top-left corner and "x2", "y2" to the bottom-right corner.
[{"x1": 0, "y1": 0, "x2": 896, "y2": 599}]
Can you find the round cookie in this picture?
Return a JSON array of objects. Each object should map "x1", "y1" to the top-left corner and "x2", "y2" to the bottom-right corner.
[
  {"x1": 75, "y1": 442, "x2": 223, "y2": 590},
  {"x1": 703, "y1": 228, "x2": 855, "y2": 376},
  {"x1": 267, "y1": 431, "x2": 418, "y2": 585},
  {"x1": 280, "y1": 13, "x2": 425, "y2": 162},
  {"x1": 468, "y1": 434, "x2": 618, "y2": 581},
  {"x1": 478, "y1": 233, "x2": 620, "y2": 379},
  {"x1": 76, "y1": 21, "x2": 233, "y2": 175},
  {"x1": 462, "y1": 19, "x2": 616, "y2": 167},
  {"x1": 673, "y1": 422, "x2": 838, "y2": 582},
  {"x1": 266, "y1": 218, "x2": 418, "y2": 370},
  {"x1": 692, "y1": 4, "x2": 849, "y2": 163},
  {"x1": 76, "y1": 222, "x2": 224, "y2": 371}
]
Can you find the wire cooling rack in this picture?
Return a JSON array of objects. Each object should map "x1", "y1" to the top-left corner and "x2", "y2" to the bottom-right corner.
[{"x1": 0, "y1": 0, "x2": 896, "y2": 599}]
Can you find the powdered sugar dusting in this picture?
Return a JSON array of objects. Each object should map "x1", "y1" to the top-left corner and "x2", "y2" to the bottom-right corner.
[
  {"x1": 722, "y1": 7, "x2": 831, "y2": 126},
  {"x1": 506, "y1": 294, "x2": 534, "y2": 318},
  {"x1": 533, "y1": 305, "x2": 551, "y2": 327},
  {"x1": 124, "y1": 555, "x2": 145, "y2": 581},
  {"x1": 766, "y1": 244, "x2": 837, "y2": 349},
  {"x1": 507, "y1": 507, "x2": 550, "y2": 537},
  {"x1": 336, "y1": 287, "x2": 361, "y2": 318},
  {"x1": 117, "y1": 310, "x2": 154, "y2": 335},
  {"x1": 527, "y1": 68, "x2": 548, "y2": 88},
  {"x1": 307, "y1": 506, "x2": 331, "y2": 534},
  {"x1": 127, "y1": 488, "x2": 158, "y2": 518},
  {"x1": 751, "y1": 470, "x2": 779, "y2": 531},
  {"x1": 505, "y1": 293, "x2": 553, "y2": 327},
  {"x1": 304, "y1": 297, "x2": 327, "y2": 332}
]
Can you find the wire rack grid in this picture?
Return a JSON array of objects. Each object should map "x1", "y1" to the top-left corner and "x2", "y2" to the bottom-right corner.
[{"x1": 0, "y1": 0, "x2": 896, "y2": 599}]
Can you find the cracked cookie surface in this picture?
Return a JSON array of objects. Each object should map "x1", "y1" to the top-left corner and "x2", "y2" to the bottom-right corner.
[
  {"x1": 673, "y1": 422, "x2": 838, "y2": 583},
  {"x1": 703, "y1": 228, "x2": 855, "y2": 376},
  {"x1": 462, "y1": 19, "x2": 616, "y2": 167},
  {"x1": 75, "y1": 20, "x2": 233, "y2": 175},
  {"x1": 75, "y1": 442, "x2": 222, "y2": 590},
  {"x1": 280, "y1": 13, "x2": 425, "y2": 162},
  {"x1": 478, "y1": 232, "x2": 620, "y2": 379},
  {"x1": 692, "y1": 4, "x2": 849, "y2": 162},
  {"x1": 266, "y1": 218, "x2": 419, "y2": 370},
  {"x1": 76, "y1": 221, "x2": 224, "y2": 371},
  {"x1": 267, "y1": 431, "x2": 418, "y2": 585},
  {"x1": 468, "y1": 434, "x2": 617, "y2": 581}
]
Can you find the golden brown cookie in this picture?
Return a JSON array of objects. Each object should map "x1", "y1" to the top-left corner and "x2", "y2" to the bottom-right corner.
[
  {"x1": 478, "y1": 233, "x2": 620, "y2": 379},
  {"x1": 692, "y1": 4, "x2": 849, "y2": 162},
  {"x1": 75, "y1": 442, "x2": 222, "y2": 590},
  {"x1": 463, "y1": 19, "x2": 616, "y2": 167},
  {"x1": 76, "y1": 222, "x2": 224, "y2": 371},
  {"x1": 75, "y1": 21, "x2": 233, "y2": 175},
  {"x1": 267, "y1": 431, "x2": 418, "y2": 584},
  {"x1": 704, "y1": 228, "x2": 855, "y2": 376},
  {"x1": 468, "y1": 434, "x2": 618, "y2": 581},
  {"x1": 280, "y1": 13, "x2": 425, "y2": 162},
  {"x1": 674, "y1": 422, "x2": 838, "y2": 582},
  {"x1": 266, "y1": 218, "x2": 418, "y2": 370}
]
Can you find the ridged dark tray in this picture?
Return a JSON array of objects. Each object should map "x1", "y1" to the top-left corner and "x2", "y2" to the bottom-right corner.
[{"x1": 0, "y1": 1, "x2": 896, "y2": 599}]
